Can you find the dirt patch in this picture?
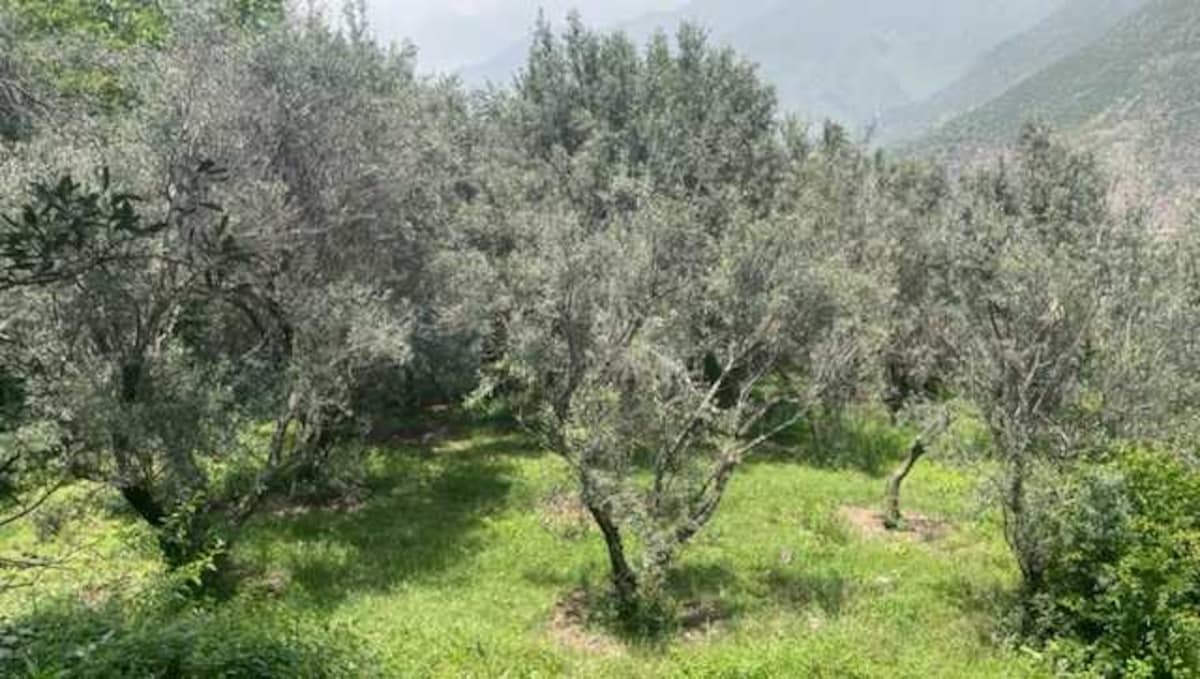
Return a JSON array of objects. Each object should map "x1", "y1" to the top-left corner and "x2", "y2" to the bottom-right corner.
[
  {"x1": 380, "y1": 424, "x2": 451, "y2": 448},
  {"x1": 231, "y1": 565, "x2": 292, "y2": 598},
  {"x1": 678, "y1": 599, "x2": 732, "y2": 643},
  {"x1": 79, "y1": 583, "x2": 113, "y2": 608},
  {"x1": 838, "y1": 505, "x2": 951, "y2": 543},
  {"x1": 268, "y1": 486, "x2": 370, "y2": 519},
  {"x1": 549, "y1": 589, "x2": 625, "y2": 657},
  {"x1": 370, "y1": 406, "x2": 456, "y2": 447},
  {"x1": 258, "y1": 569, "x2": 292, "y2": 597},
  {"x1": 548, "y1": 590, "x2": 733, "y2": 654}
]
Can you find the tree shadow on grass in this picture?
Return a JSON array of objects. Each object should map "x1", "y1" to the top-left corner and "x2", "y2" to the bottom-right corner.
[
  {"x1": 366, "y1": 406, "x2": 546, "y2": 460},
  {"x1": 761, "y1": 567, "x2": 855, "y2": 618},
  {"x1": 667, "y1": 562, "x2": 740, "y2": 601},
  {"x1": 547, "y1": 560, "x2": 860, "y2": 651},
  {"x1": 753, "y1": 409, "x2": 912, "y2": 477},
  {"x1": 549, "y1": 563, "x2": 747, "y2": 649},
  {"x1": 243, "y1": 432, "x2": 525, "y2": 609},
  {"x1": 935, "y1": 576, "x2": 1018, "y2": 645}
]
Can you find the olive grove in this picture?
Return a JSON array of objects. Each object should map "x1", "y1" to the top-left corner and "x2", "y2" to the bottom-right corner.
[{"x1": 2, "y1": 2, "x2": 1200, "y2": 673}]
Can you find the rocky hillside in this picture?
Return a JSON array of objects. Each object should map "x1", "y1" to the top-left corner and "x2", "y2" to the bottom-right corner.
[
  {"x1": 881, "y1": 0, "x2": 1147, "y2": 143},
  {"x1": 919, "y1": 0, "x2": 1200, "y2": 220}
]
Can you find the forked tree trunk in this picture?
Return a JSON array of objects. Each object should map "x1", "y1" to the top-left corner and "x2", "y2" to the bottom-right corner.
[
  {"x1": 114, "y1": 433, "x2": 232, "y2": 593},
  {"x1": 883, "y1": 438, "x2": 926, "y2": 530}
]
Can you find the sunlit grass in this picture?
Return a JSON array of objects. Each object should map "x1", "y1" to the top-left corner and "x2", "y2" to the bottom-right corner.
[{"x1": 2, "y1": 419, "x2": 1046, "y2": 677}]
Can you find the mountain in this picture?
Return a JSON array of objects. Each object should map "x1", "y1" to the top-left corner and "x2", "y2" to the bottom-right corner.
[
  {"x1": 919, "y1": 0, "x2": 1200, "y2": 219},
  {"x1": 880, "y1": 0, "x2": 1148, "y2": 144},
  {"x1": 725, "y1": 0, "x2": 1065, "y2": 126},
  {"x1": 463, "y1": 0, "x2": 1064, "y2": 127}
]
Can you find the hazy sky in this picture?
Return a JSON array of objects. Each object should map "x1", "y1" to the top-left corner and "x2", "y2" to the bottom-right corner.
[{"x1": 362, "y1": 0, "x2": 687, "y2": 72}]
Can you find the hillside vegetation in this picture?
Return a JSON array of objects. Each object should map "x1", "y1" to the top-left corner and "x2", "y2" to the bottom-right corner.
[{"x1": 919, "y1": 0, "x2": 1200, "y2": 219}]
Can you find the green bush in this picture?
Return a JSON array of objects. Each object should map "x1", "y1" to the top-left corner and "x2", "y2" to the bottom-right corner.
[
  {"x1": 1031, "y1": 447, "x2": 1200, "y2": 677},
  {"x1": 1, "y1": 602, "x2": 373, "y2": 678}
]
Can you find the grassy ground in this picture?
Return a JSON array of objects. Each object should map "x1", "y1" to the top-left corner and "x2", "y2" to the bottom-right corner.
[{"x1": 1, "y1": 417, "x2": 1048, "y2": 677}]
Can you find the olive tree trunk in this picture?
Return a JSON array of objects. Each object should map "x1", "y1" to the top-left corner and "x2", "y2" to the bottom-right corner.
[
  {"x1": 883, "y1": 438, "x2": 926, "y2": 530},
  {"x1": 584, "y1": 502, "x2": 639, "y2": 616}
]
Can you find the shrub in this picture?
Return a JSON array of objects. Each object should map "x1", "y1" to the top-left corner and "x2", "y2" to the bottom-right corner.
[
  {"x1": 0, "y1": 602, "x2": 372, "y2": 678},
  {"x1": 1030, "y1": 447, "x2": 1200, "y2": 677}
]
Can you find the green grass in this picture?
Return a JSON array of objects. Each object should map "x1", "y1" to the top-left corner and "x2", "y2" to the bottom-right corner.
[{"x1": 1, "y1": 419, "x2": 1048, "y2": 677}]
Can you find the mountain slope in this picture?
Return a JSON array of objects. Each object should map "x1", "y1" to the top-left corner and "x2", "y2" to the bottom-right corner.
[
  {"x1": 920, "y1": 0, "x2": 1200, "y2": 217},
  {"x1": 881, "y1": 0, "x2": 1148, "y2": 144},
  {"x1": 463, "y1": 0, "x2": 1063, "y2": 127},
  {"x1": 728, "y1": 0, "x2": 1063, "y2": 125}
]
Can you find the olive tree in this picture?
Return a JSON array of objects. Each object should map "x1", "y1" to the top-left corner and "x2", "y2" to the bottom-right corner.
[
  {"x1": 1081, "y1": 210, "x2": 1200, "y2": 449},
  {"x1": 469, "y1": 15, "x2": 786, "y2": 383},
  {"x1": 0, "y1": 160, "x2": 173, "y2": 578},
  {"x1": 0, "y1": 161, "x2": 264, "y2": 570},
  {"x1": 946, "y1": 126, "x2": 1128, "y2": 608},
  {"x1": 471, "y1": 20, "x2": 882, "y2": 621},
  {"x1": 486, "y1": 189, "x2": 862, "y2": 620},
  {"x1": 776, "y1": 123, "x2": 957, "y2": 525},
  {"x1": 0, "y1": 3, "x2": 450, "y2": 576}
]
